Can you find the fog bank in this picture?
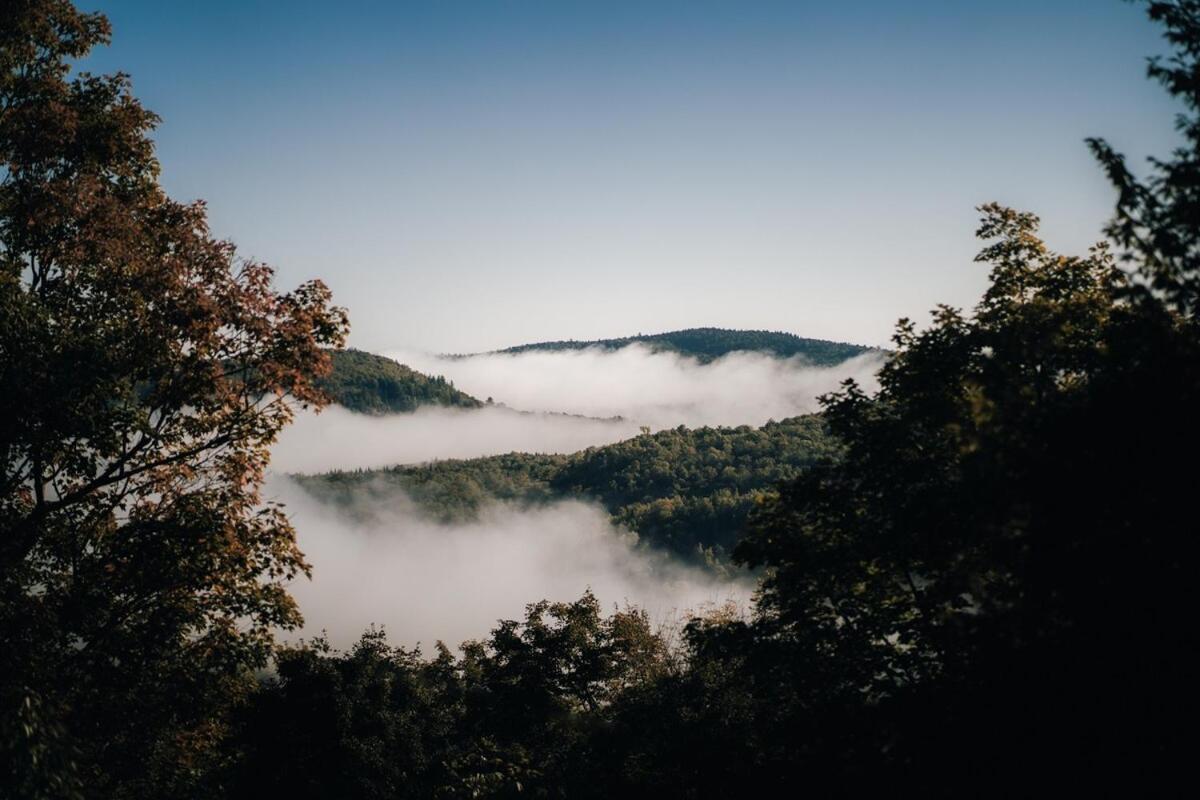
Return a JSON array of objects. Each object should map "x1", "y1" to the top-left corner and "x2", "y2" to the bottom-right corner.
[
  {"x1": 387, "y1": 345, "x2": 884, "y2": 429},
  {"x1": 270, "y1": 476, "x2": 749, "y2": 649},
  {"x1": 272, "y1": 405, "x2": 641, "y2": 473}
]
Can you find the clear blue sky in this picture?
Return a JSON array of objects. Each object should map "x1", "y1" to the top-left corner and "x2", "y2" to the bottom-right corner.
[{"x1": 82, "y1": 0, "x2": 1177, "y2": 352}]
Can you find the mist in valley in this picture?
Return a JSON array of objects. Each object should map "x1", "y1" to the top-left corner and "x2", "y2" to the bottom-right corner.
[
  {"x1": 267, "y1": 345, "x2": 884, "y2": 646},
  {"x1": 275, "y1": 345, "x2": 884, "y2": 476},
  {"x1": 272, "y1": 404, "x2": 641, "y2": 474},
  {"x1": 389, "y1": 344, "x2": 885, "y2": 429},
  {"x1": 268, "y1": 475, "x2": 749, "y2": 650}
]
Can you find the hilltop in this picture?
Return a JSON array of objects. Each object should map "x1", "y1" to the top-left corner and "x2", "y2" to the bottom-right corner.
[
  {"x1": 490, "y1": 327, "x2": 876, "y2": 366},
  {"x1": 295, "y1": 414, "x2": 840, "y2": 567},
  {"x1": 319, "y1": 349, "x2": 483, "y2": 414}
]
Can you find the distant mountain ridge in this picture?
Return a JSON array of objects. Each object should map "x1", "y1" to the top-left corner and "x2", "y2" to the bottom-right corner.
[
  {"x1": 488, "y1": 327, "x2": 876, "y2": 366},
  {"x1": 320, "y1": 328, "x2": 878, "y2": 415},
  {"x1": 319, "y1": 349, "x2": 482, "y2": 415}
]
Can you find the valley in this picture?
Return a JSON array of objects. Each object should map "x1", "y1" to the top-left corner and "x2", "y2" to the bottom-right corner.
[{"x1": 270, "y1": 329, "x2": 869, "y2": 646}]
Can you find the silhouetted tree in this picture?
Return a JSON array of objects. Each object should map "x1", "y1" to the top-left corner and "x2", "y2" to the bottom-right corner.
[
  {"x1": 228, "y1": 593, "x2": 673, "y2": 799},
  {"x1": 736, "y1": 2, "x2": 1200, "y2": 788}
]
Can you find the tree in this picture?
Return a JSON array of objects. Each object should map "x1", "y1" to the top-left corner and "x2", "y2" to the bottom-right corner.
[
  {"x1": 228, "y1": 631, "x2": 459, "y2": 800},
  {"x1": 735, "y1": 1, "x2": 1200, "y2": 788},
  {"x1": 0, "y1": 2, "x2": 348, "y2": 796},
  {"x1": 225, "y1": 593, "x2": 674, "y2": 800},
  {"x1": 1088, "y1": 1, "x2": 1200, "y2": 319}
]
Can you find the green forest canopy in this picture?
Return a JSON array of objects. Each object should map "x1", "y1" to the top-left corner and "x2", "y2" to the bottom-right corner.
[
  {"x1": 295, "y1": 414, "x2": 840, "y2": 566},
  {"x1": 318, "y1": 348, "x2": 483, "y2": 414}
]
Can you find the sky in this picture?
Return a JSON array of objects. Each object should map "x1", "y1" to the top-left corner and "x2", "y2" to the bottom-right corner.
[{"x1": 81, "y1": 0, "x2": 1178, "y2": 353}]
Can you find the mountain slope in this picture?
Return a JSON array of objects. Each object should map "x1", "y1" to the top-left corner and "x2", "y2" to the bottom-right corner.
[
  {"x1": 319, "y1": 349, "x2": 482, "y2": 414},
  {"x1": 491, "y1": 327, "x2": 875, "y2": 366},
  {"x1": 295, "y1": 415, "x2": 839, "y2": 566}
]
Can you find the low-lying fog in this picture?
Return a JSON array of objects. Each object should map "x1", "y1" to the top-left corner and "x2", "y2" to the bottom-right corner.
[
  {"x1": 272, "y1": 405, "x2": 640, "y2": 474},
  {"x1": 273, "y1": 346, "x2": 884, "y2": 474},
  {"x1": 269, "y1": 476, "x2": 749, "y2": 650},
  {"x1": 390, "y1": 344, "x2": 884, "y2": 429}
]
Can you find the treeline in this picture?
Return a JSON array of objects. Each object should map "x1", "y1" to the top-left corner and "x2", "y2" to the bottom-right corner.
[
  {"x1": 296, "y1": 415, "x2": 840, "y2": 565},
  {"x1": 300, "y1": 452, "x2": 569, "y2": 522},
  {"x1": 319, "y1": 349, "x2": 482, "y2": 414},
  {"x1": 225, "y1": 594, "x2": 701, "y2": 798},
  {"x1": 216, "y1": 592, "x2": 877, "y2": 798},
  {"x1": 491, "y1": 326, "x2": 875, "y2": 365}
]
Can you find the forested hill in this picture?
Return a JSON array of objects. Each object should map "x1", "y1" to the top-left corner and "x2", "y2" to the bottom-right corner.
[
  {"x1": 296, "y1": 414, "x2": 840, "y2": 567},
  {"x1": 490, "y1": 327, "x2": 875, "y2": 365},
  {"x1": 319, "y1": 349, "x2": 483, "y2": 414}
]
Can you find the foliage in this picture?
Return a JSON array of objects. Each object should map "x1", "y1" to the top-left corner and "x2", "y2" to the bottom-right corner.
[
  {"x1": 298, "y1": 452, "x2": 568, "y2": 522},
  {"x1": 491, "y1": 326, "x2": 876, "y2": 365},
  {"x1": 0, "y1": 2, "x2": 348, "y2": 796},
  {"x1": 226, "y1": 593, "x2": 674, "y2": 799},
  {"x1": 1087, "y1": 0, "x2": 1200, "y2": 319},
  {"x1": 550, "y1": 416, "x2": 839, "y2": 560},
  {"x1": 319, "y1": 349, "x2": 482, "y2": 415}
]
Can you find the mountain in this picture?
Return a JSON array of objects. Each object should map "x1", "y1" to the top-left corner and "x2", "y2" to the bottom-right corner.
[
  {"x1": 490, "y1": 327, "x2": 876, "y2": 366},
  {"x1": 320, "y1": 329, "x2": 877, "y2": 414},
  {"x1": 319, "y1": 349, "x2": 482, "y2": 414},
  {"x1": 295, "y1": 414, "x2": 840, "y2": 567}
]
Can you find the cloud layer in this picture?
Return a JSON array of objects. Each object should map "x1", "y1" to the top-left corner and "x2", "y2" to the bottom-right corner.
[
  {"x1": 272, "y1": 347, "x2": 883, "y2": 474},
  {"x1": 270, "y1": 476, "x2": 748, "y2": 649},
  {"x1": 389, "y1": 344, "x2": 884, "y2": 429},
  {"x1": 272, "y1": 405, "x2": 641, "y2": 474}
]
